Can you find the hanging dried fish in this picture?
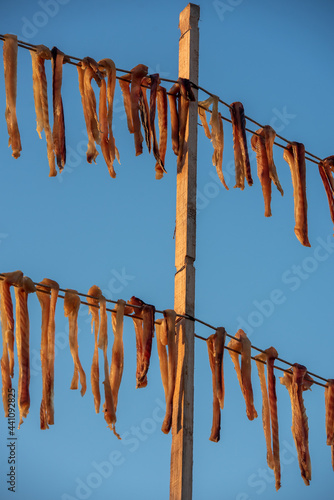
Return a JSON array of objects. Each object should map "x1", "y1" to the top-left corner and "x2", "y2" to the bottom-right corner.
[
  {"x1": 127, "y1": 296, "x2": 146, "y2": 388},
  {"x1": 318, "y1": 156, "x2": 334, "y2": 233},
  {"x1": 98, "y1": 295, "x2": 119, "y2": 438},
  {"x1": 87, "y1": 285, "x2": 102, "y2": 414},
  {"x1": 280, "y1": 364, "x2": 313, "y2": 485},
  {"x1": 155, "y1": 85, "x2": 168, "y2": 179},
  {"x1": 227, "y1": 329, "x2": 257, "y2": 420},
  {"x1": 0, "y1": 271, "x2": 23, "y2": 417},
  {"x1": 230, "y1": 101, "x2": 252, "y2": 189},
  {"x1": 77, "y1": 57, "x2": 102, "y2": 164},
  {"x1": 161, "y1": 309, "x2": 177, "y2": 434},
  {"x1": 36, "y1": 278, "x2": 59, "y2": 429},
  {"x1": 110, "y1": 299, "x2": 126, "y2": 411},
  {"x1": 283, "y1": 142, "x2": 310, "y2": 247},
  {"x1": 251, "y1": 126, "x2": 283, "y2": 217},
  {"x1": 206, "y1": 327, "x2": 226, "y2": 442},
  {"x1": 98, "y1": 58, "x2": 120, "y2": 178},
  {"x1": 64, "y1": 289, "x2": 86, "y2": 396},
  {"x1": 3, "y1": 34, "x2": 21, "y2": 159},
  {"x1": 325, "y1": 379, "x2": 334, "y2": 470},
  {"x1": 198, "y1": 96, "x2": 227, "y2": 189},
  {"x1": 51, "y1": 46, "x2": 67, "y2": 171},
  {"x1": 14, "y1": 276, "x2": 36, "y2": 428},
  {"x1": 255, "y1": 347, "x2": 281, "y2": 491},
  {"x1": 30, "y1": 45, "x2": 56, "y2": 176}
]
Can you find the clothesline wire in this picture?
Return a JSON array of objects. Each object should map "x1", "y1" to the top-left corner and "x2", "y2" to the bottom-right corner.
[
  {"x1": 0, "y1": 273, "x2": 328, "y2": 388},
  {"x1": 0, "y1": 35, "x2": 322, "y2": 167}
]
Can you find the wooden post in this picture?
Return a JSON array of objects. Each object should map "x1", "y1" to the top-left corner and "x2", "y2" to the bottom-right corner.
[{"x1": 170, "y1": 4, "x2": 199, "y2": 500}]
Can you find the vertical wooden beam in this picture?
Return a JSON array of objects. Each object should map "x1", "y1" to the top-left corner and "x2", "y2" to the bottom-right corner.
[{"x1": 170, "y1": 4, "x2": 199, "y2": 500}]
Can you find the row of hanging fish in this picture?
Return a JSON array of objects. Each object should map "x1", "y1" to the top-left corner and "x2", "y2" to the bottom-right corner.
[
  {"x1": 0, "y1": 271, "x2": 177, "y2": 439},
  {"x1": 206, "y1": 327, "x2": 334, "y2": 491},
  {"x1": 3, "y1": 35, "x2": 334, "y2": 245},
  {"x1": 1, "y1": 271, "x2": 333, "y2": 490},
  {"x1": 198, "y1": 97, "x2": 334, "y2": 247},
  {"x1": 2, "y1": 34, "x2": 194, "y2": 180}
]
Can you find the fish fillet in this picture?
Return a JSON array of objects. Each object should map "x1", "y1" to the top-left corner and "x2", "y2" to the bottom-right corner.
[
  {"x1": 64, "y1": 289, "x2": 86, "y2": 396},
  {"x1": 318, "y1": 157, "x2": 334, "y2": 232},
  {"x1": 98, "y1": 295, "x2": 119, "y2": 438},
  {"x1": 255, "y1": 347, "x2": 281, "y2": 490},
  {"x1": 227, "y1": 329, "x2": 257, "y2": 420},
  {"x1": 177, "y1": 78, "x2": 195, "y2": 172},
  {"x1": 155, "y1": 319, "x2": 169, "y2": 401},
  {"x1": 98, "y1": 58, "x2": 119, "y2": 177},
  {"x1": 283, "y1": 142, "x2": 310, "y2": 247},
  {"x1": 36, "y1": 278, "x2": 59, "y2": 429},
  {"x1": 161, "y1": 309, "x2": 177, "y2": 434},
  {"x1": 30, "y1": 45, "x2": 56, "y2": 176},
  {"x1": 0, "y1": 272, "x2": 22, "y2": 417},
  {"x1": 14, "y1": 276, "x2": 36, "y2": 428},
  {"x1": 51, "y1": 47, "x2": 66, "y2": 171},
  {"x1": 251, "y1": 126, "x2": 283, "y2": 217},
  {"x1": 110, "y1": 299, "x2": 126, "y2": 411},
  {"x1": 78, "y1": 57, "x2": 102, "y2": 164},
  {"x1": 127, "y1": 296, "x2": 146, "y2": 388},
  {"x1": 198, "y1": 96, "x2": 228, "y2": 189},
  {"x1": 206, "y1": 334, "x2": 221, "y2": 442},
  {"x1": 87, "y1": 285, "x2": 102, "y2": 414},
  {"x1": 139, "y1": 304, "x2": 155, "y2": 385},
  {"x1": 280, "y1": 364, "x2": 313, "y2": 485},
  {"x1": 155, "y1": 85, "x2": 168, "y2": 179},
  {"x1": 325, "y1": 379, "x2": 334, "y2": 470},
  {"x1": 3, "y1": 34, "x2": 21, "y2": 159},
  {"x1": 130, "y1": 64, "x2": 148, "y2": 156},
  {"x1": 139, "y1": 76, "x2": 151, "y2": 153},
  {"x1": 230, "y1": 101, "x2": 252, "y2": 189},
  {"x1": 168, "y1": 82, "x2": 180, "y2": 156}
]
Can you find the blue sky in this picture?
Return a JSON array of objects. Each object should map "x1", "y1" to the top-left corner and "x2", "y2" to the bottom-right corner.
[{"x1": 1, "y1": 0, "x2": 334, "y2": 499}]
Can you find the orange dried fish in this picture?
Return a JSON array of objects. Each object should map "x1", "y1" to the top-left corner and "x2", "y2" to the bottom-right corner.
[
  {"x1": 283, "y1": 142, "x2": 310, "y2": 247},
  {"x1": 98, "y1": 58, "x2": 120, "y2": 177},
  {"x1": 280, "y1": 364, "x2": 313, "y2": 485},
  {"x1": 3, "y1": 34, "x2": 21, "y2": 159},
  {"x1": 318, "y1": 156, "x2": 334, "y2": 232},
  {"x1": 36, "y1": 278, "x2": 59, "y2": 429},
  {"x1": 110, "y1": 299, "x2": 126, "y2": 411},
  {"x1": 227, "y1": 329, "x2": 257, "y2": 420},
  {"x1": 130, "y1": 64, "x2": 148, "y2": 155},
  {"x1": 0, "y1": 272, "x2": 23, "y2": 417},
  {"x1": 230, "y1": 101, "x2": 252, "y2": 189},
  {"x1": 64, "y1": 289, "x2": 86, "y2": 396},
  {"x1": 155, "y1": 85, "x2": 168, "y2": 179},
  {"x1": 30, "y1": 45, "x2": 56, "y2": 176},
  {"x1": 251, "y1": 126, "x2": 283, "y2": 217},
  {"x1": 139, "y1": 75, "x2": 151, "y2": 153},
  {"x1": 177, "y1": 78, "x2": 195, "y2": 172},
  {"x1": 119, "y1": 73, "x2": 134, "y2": 134},
  {"x1": 161, "y1": 309, "x2": 177, "y2": 434},
  {"x1": 87, "y1": 285, "x2": 102, "y2": 414},
  {"x1": 14, "y1": 276, "x2": 36, "y2": 428},
  {"x1": 198, "y1": 96, "x2": 228, "y2": 189},
  {"x1": 206, "y1": 327, "x2": 226, "y2": 442},
  {"x1": 325, "y1": 379, "x2": 334, "y2": 470},
  {"x1": 155, "y1": 319, "x2": 169, "y2": 401},
  {"x1": 51, "y1": 47, "x2": 67, "y2": 171},
  {"x1": 206, "y1": 333, "x2": 220, "y2": 442},
  {"x1": 127, "y1": 296, "x2": 146, "y2": 388},
  {"x1": 98, "y1": 295, "x2": 119, "y2": 438},
  {"x1": 77, "y1": 57, "x2": 102, "y2": 164},
  {"x1": 168, "y1": 82, "x2": 180, "y2": 156},
  {"x1": 255, "y1": 347, "x2": 281, "y2": 490}
]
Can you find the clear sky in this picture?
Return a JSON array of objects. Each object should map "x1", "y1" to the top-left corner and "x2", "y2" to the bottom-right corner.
[{"x1": 0, "y1": 0, "x2": 334, "y2": 499}]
